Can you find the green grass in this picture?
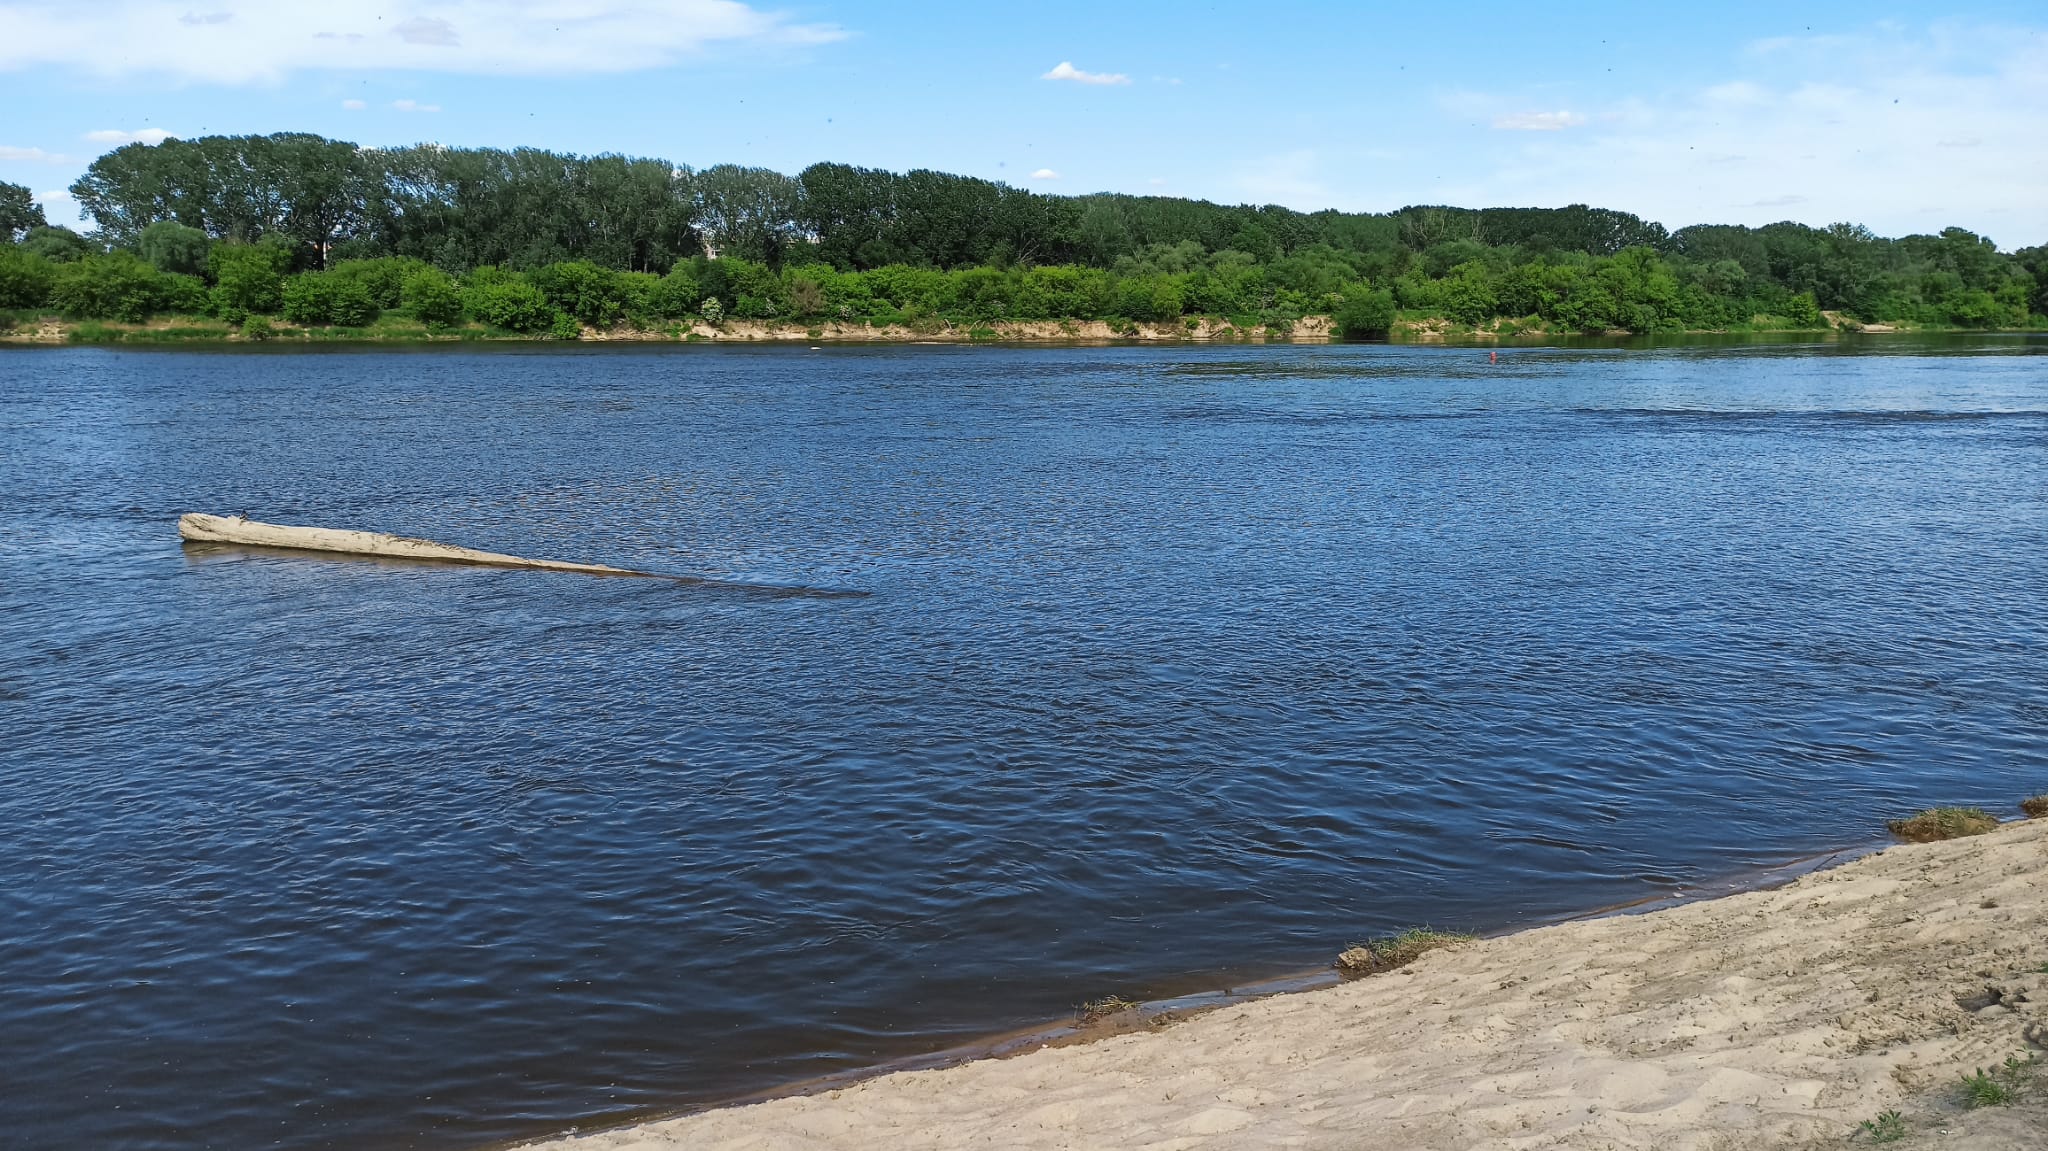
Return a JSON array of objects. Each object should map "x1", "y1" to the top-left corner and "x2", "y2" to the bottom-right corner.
[
  {"x1": 1885, "y1": 807, "x2": 2001, "y2": 843},
  {"x1": 1856, "y1": 1109, "x2": 1908, "y2": 1142},
  {"x1": 1336, "y1": 928, "x2": 1474, "y2": 975}
]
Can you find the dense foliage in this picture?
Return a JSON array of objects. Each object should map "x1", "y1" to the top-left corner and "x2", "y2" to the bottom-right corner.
[{"x1": 3, "y1": 141, "x2": 2042, "y2": 335}]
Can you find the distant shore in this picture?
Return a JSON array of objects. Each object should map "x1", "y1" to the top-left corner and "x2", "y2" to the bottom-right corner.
[
  {"x1": 516, "y1": 810, "x2": 2047, "y2": 1151},
  {"x1": 5, "y1": 312, "x2": 2021, "y2": 348}
]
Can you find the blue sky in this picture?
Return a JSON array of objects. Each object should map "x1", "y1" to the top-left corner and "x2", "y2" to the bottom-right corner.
[{"x1": 4, "y1": 0, "x2": 2045, "y2": 245}]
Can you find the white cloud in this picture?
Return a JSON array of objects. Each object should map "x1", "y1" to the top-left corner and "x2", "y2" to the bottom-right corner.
[
  {"x1": 391, "y1": 98, "x2": 440, "y2": 112},
  {"x1": 84, "y1": 128, "x2": 172, "y2": 145},
  {"x1": 1492, "y1": 110, "x2": 1585, "y2": 131},
  {"x1": 0, "y1": 1, "x2": 849, "y2": 83},
  {"x1": 0, "y1": 144, "x2": 67, "y2": 162},
  {"x1": 341, "y1": 98, "x2": 367, "y2": 109},
  {"x1": 1041, "y1": 61, "x2": 1130, "y2": 86},
  {"x1": 1464, "y1": 23, "x2": 2048, "y2": 241},
  {"x1": 1029, "y1": 168, "x2": 1059, "y2": 180}
]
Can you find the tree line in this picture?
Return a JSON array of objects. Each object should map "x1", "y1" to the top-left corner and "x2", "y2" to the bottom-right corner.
[{"x1": 3, "y1": 131, "x2": 2044, "y2": 337}]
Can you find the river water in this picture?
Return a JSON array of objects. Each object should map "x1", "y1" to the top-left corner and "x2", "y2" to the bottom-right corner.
[{"x1": 2, "y1": 337, "x2": 2044, "y2": 1149}]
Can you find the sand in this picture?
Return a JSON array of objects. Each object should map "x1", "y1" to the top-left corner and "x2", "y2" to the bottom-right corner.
[{"x1": 523, "y1": 818, "x2": 2046, "y2": 1151}]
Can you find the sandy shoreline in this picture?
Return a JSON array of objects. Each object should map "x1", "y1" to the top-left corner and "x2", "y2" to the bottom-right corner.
[{"x1": 520, "y1": 816, "x2": 2045, "y2": 1150}]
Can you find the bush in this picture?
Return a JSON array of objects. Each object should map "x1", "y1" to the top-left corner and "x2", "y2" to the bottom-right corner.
[
  {"x1": 401, "y1": 267, "x2": 464, "y2": 326},
  {"x1": 209, "y1": 241, "x2": 294, "y2": 316},
  {"x1": 0, "y1": 247, "x2": 56, "y2": 309},
  {"x1": 50, "y1": 252, "x2": 179, "y2": 321},
  {"x1": 137, "y1": 221, "x2": 210, "y2": 276},
  {"x1": 529, "y1": 260, "x2": 626, "y2": 328},
  {"x1": 1335, "y1": 288, "x2": 1396, "y2": 339},
  {"x1": 647, "y1": 265, "x2": 702, "y2": 319},
  {"x1": 281, "y1": 271, "x2": 379, "y2": 326},
  {"x1": 463, "y1": 268, "x2": 555, "y2": 333},
  {"x1": 328, "y1": 257, "x2": 428, "y2": 309},
  {"x1": 240, "y1": 315, "x2": 274, "y2": 341}
]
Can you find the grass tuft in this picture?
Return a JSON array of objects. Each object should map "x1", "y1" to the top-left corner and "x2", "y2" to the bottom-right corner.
[
  {"x1": 1959, "y1": 1054, "x2": 2038, "y2": 1108},
  {"x1": 1885, "y1": 807, "x2": 2000, "y2": 843},
  {"x1": 1856, "y1": 1109, "x2": 1908, "y2": 1142},
  {"x1": 1077, "y1": 995, "x2": 1141, "y2": 1024},
  {"x1": 2020, "y1": 794, "x2": 2048, "y2": 819},
  {"x1": 1336, "y1": 928, "x2": 1473, "y2": 976}
]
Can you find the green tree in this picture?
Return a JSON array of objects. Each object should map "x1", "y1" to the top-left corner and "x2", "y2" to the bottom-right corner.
[
  {"x1": 22, "y1": 226, "x2": 93, "y2": 263},
  {"x1": 138, "y1": 220, "x2": 211, "y2": 275},
  {"x1": 1, "y1": 181, "x2": 46, "y2": 242},
  {"x1": 1334, "y1": 288, "x2": 1396, "y2": 339}
]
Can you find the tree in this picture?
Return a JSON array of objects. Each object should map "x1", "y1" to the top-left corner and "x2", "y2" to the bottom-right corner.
[
  {"x1": 1, "y1": 181, "x2": 45, "y2": 242},
  {"x1": 1335, "y1": 288, "x2": 1396, "y2": 339},
  {"x1": 694, "y1": 165, "x2": 801, "y2": 267},
  {"x1": 21, "y1": 226, "x2": 93, "y2": 262},
  {"x1": 138, "y1": 220, "x2": 210, "y2": 275}
]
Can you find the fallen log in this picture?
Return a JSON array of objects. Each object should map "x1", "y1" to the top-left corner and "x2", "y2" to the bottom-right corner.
[{"x1": 176, "y1": 513, "x2": 655, "y2": 577}]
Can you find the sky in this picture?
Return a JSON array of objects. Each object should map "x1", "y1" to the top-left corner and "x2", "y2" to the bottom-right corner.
[{"x1": 3, "y1": 0, "x2": 2045, "y2": 246}]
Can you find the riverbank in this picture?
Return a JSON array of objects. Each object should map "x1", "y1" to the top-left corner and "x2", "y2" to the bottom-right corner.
[
  {"x1": 4, "y1": 311, "x2": 1987, "y2": 347},
  {"x1": 520, "y1": 812, "x2": 2047, "y2": 1151}
]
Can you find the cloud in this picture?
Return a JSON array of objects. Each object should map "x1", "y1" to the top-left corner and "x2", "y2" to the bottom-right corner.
[
  {"x1": 391, "y1": 98, "x2": 440, "y2": 112},
  {"x1": 1492, "y1": 110, "x2": 1585, "y2": 131},
  {"x1": 0, "y1": 145, "x2": 67, "y2": 162},
  {"x1": 0, "y1": 1, "x2": 850, "y2": 83},
  {"x1": 1029, "y1": 168, "x2": 1059, "y2": 180},
  {"x1": 341, "y1": 98, "x2": 367, "y2": 109},
  {"x1": 1041, "y1": 61, "x2": 1130, "y2": 86},
  {"x1": 1457, "y1": 23, "x2": 2048, "y2": 241},
  {"x1": 393, "y1": 15, "x2": 457, "y2": 45},
  {"x1": 84, "y1": 128, "x2": 172, "y2": 145}
]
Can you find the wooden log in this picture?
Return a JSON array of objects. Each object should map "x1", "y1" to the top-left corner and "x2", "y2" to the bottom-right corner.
[{"x1": 177, "y1": 513, "x2": 655, "y2": 577}]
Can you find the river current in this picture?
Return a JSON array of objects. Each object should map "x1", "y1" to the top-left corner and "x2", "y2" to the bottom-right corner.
[{"x1": 2, "y1": 337, "x2": 2044, "y2": 1149}]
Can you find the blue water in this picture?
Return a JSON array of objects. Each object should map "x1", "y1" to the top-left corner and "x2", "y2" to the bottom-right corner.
[{"x1": 2, "y1": 337, "x2": 2044, "y2": 1150}]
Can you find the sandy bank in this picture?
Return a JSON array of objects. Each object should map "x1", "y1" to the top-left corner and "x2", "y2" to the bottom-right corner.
[{"x1": 522, "y1": 817, "x2": 2046, "y2": 1150}]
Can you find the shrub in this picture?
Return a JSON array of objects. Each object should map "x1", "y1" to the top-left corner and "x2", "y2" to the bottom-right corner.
[
  {"x1": 281, "y1": 271, "x2": 380, "y2": 326},
  {"x1": 401, "y1": 267, "x2": 464, "y2": 327},
  {"x1": 1885, "y1": 807, "x2": 2000, "y2": 843},
  {"x1": 137, "y1": 221, "x2": 210, "y2": 276},
  {"x1": 463, "y1": 268, "x2": 555, "y2": 333},
  {"x1": 647, "y1": 265, "x2": 702, "y2": 319},
  {"x1": 50, "y1": 252, "x2": 177, "y2": 321},
  {"x1": 328, "y1": 257, "x2": 428, "y2": 309},
  {"x1": 529, "y1": 260, "x2": 626, "y2": 328},
  {"x1": 2021, "y1": 795, "x2": 2048, "y2": 818},
  {"x1": 0, "y1": 247, "x2": 56, "y2": 309},
  {"x1": 1335, "y1": 288, "x2": 1396, "y2": 339},
  {"x1": 240, "y1": 315, "x2": 275, "y2": 341},
  {"x1": 699, "y1": 296, "x2": 724, "y2": 324},
  {"x1": 548, "y1": 312, "x2": 582, "y2": 340},
  {"x1": 209, "y1": 241, "x2": 294, "y2": 316}
]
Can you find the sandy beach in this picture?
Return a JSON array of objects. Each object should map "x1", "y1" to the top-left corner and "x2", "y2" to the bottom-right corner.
[{"x1": 523, "y1": 815, "x2": 2045, "y2": 1151}]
